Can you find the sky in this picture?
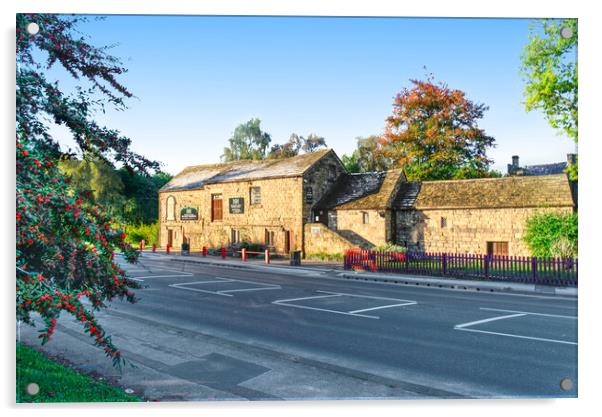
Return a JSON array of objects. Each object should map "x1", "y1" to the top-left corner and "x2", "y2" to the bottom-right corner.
[{"x1": 43, "y1": 15, "x2": 577, "y2": 175}]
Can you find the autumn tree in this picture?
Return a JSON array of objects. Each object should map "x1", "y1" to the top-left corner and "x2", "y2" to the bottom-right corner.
[
  {"x1": 521, "y1": 19, "x2": 578, "y2": 179},
  {"x1": 381, "y1": 77, "x2": 496, "y2": 181},
  {"x1": 17, "y1": 14, "x2": 159, "y2": 366},
  {"x1": 222, "y1": 118, "x2": 272, "y2": 161}
]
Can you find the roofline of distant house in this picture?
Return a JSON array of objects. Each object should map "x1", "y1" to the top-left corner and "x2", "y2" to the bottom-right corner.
[
  {"x1": 403, "y1": 203, "x2": 575, "y2": 211},
  {"x1": 417, "y1": 173, "x2": 570, "y2": 185}
]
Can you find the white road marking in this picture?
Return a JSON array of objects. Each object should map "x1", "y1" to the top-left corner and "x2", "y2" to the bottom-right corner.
[
  {"x1": 272, "y1": 292, "x2": 416, "y2": 319},
  {"x1": 455, "y1": 328, "x2": 578, "y2": 345},
  {"x1": 454, "y1": 313, "x2": 527, "y2": 329},
  {"x1": 479, "y1": 307, "x2": 577, "y2": 319},
  {"x1": 169, "y1": 277, "x2": 281, "y2": 297}
]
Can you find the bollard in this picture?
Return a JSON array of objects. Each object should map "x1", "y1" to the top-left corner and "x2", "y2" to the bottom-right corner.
[
  {"x1": 265, "y1": 249, "x2": 270, "y2": 264},
  {"x1": 141, "y1": 239, "x2": 145, "y2": 250},
  {"x1": 139, "y1": 241, "x2": 143, "y2": 251},
  {"x1": 221, "y1": 247, "x2": 226, "y2": 259},
  {"x1": 202, "y1": 246, "x2": 207, "y2": 257},
  {"x1": 166, "y1": 244, "x2": 170, "y2": 255},
  {"x1": 242, "y1": 248, "x2": 247, "y2": 262},
  {"x1": 152, "y1": 244, "x2": 156, "y2": 253}
]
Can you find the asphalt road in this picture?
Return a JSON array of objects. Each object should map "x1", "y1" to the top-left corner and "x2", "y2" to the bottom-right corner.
[{"x1": 19, "y1": 252, "x2": 578, "y2": 401}]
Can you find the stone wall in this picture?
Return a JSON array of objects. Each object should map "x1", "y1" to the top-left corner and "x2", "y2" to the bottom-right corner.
[
  {"x1": 302, "y1": 151, "x2": 346, "y2": 223},
  {"x1": 395, "y1": 206, "x2": 574, "y2": 256},
  {"x1": 158, "y1": 176, "x2": 304, "y2": 254},
  {"x1": 303, "y1": 223, "x2": 359, "y2": 255},
  {"x1": 334, "y1": 209, "x2": 388, "y2": 248}
]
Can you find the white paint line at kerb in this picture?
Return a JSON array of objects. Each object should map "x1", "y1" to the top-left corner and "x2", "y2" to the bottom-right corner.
[
  {"x1": 455, "y1": 327, "x2": 578, "y2": 346},
  {"x1": 479, "y1": 307, "x2": 577, "y2": 320},
  {"x1": 454, "y1": 313, "x2": 527, "y2": 329}
]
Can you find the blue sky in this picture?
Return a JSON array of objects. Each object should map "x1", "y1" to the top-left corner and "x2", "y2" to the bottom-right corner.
[{"x1": 45, "y1": 15, "x2": 576, "y2": 175}]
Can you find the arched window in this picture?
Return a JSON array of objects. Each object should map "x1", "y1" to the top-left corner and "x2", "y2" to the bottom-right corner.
[{"x1": 166, "y1": 196, "x2": 176, "y2": 221}]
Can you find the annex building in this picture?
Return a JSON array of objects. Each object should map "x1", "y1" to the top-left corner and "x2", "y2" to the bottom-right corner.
[{"x1": 159, "y1": 149, "x2": 576, "y2": 257}]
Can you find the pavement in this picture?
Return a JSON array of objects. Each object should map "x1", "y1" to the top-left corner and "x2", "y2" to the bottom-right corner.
[{"x1": 18, "y1": 252, "x2": 578, "y2": 401}]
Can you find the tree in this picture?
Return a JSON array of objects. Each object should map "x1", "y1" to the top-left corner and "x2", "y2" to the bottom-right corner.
[
  {"x1": 341, "y1": 135, "x2": 392, "y2": 173},
  {"x1": 520, "y1": 19, "x2": 578, "y2": 179},
  {"x1": 117, "y1": 169, "x2": 172, "y2": 225},
  {"x1": 523, "y1": 212, "x2": 578, "y2": 258},
  {"x1": 381, "y1": 77, "x2": 496, "y2": 181},
  {"x1": 268, "y1": 133, "x2": 327, "y2": 160},
  {"x1": 222, "y1": 118, "x2": 272, "y2": 162},
  {"x1": 17, "y1": 14, "x2": 159, "y2": 367},
  {"x1": 341, "y1": 151, "x2": 361, "y2": 173}
]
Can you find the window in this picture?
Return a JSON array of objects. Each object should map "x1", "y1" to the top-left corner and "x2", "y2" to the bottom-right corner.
[
  {"x1": 362, "y1": 212, "x2": 369, "y2": 224},
  {"x1": 166, "y1": 196, "x2": 176, "y2": 221},
  {"x1": 487, "y1": 241, "x2": 509, "y2": 256},
  {"x1": 265, "y1": 229, "x2": 275, "y2": 246},
  {"x1": 250, "y1": 187, "x2": 261, "y2": 205},
  {"x1": 440, "y1": 217, "x2": 447, "y2": 228},
  {"x1": 211, "y1": 194, "x2": 223, "y2": 221},
  {"x1": 231, "y1": 229, "x2": 240, "y2": 244}
]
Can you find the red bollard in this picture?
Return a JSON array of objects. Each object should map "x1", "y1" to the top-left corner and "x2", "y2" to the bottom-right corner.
[
  {"x1": 242, "y1": 248, "x2": 247, "y2": 262},
  {"x1": 221, "y1": 247, "x2": 226, "y2": 259},
  {"x1": 166, "y1": 244, "x2": 170, "y2": 255},
  {"x1": 152, "y1": 244, "x2": 156, "y2": 253},
  {"x1": 141, "y1": 239, "x2": 145, "y2": 250},
  {"x1": 139, "y1": 241, "x2": 143, "y2": 251},
  {"x1": 265, "y1": 249, "x2": 270, "y2": 264},
  {"x1": 202, "y1": 246, "x2": 207, "y2": 257}
]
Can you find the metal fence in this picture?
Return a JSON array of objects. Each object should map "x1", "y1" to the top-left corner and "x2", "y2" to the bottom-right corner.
[{"x1": 343, "y1": 249, "x2": 578, "y2": 287}]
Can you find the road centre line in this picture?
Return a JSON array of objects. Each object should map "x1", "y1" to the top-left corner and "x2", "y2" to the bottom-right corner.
[
  {"x1": 455, "y1": 327, "x2": 577, "y2": 345},
  {"x1": 479, "y1": 307, "x2": 577, "y2": 319}
]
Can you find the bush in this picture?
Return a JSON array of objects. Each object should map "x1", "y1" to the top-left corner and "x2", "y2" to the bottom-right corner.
[
  {"x1": 305, "y1": 252, "x2": 344, "y2": 262},
  {"x1": 124, "y1": 222, "x2": 159, "y2": 246},
  {"x1": 523, "y1": 212, "x2": 578, "y2": 258},
  {"x1": 371, "y1": 243, "x2": 407, "y2": 253}
]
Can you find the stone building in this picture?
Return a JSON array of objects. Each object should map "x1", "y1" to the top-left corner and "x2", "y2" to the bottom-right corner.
[
  {"x1": 393, "y1": 174, "x2": 576, "y2": 256},
  {"x1": 158, "y1": 149, "x2": 346, "y2": 255}
]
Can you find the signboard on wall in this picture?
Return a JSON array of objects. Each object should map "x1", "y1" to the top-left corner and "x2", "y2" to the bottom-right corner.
[
  {"x1": 229, "y1": 197, "x2": 244, "y2": 214},
  {"x1": 180, "y1": 207, "x2": 198, "y2": 221},
  {"x1": 250, "y1": 187, "x2": 261, "y2": 205}
]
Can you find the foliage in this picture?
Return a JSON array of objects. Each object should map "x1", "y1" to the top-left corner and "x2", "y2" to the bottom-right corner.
[
  {"x1": 117, "y1": 169, "x2": 172, "y2": 225},
  {"x1": 341, "y1": 135, "x2": 394, "y2": 173},
  {"x1": 17, "y1": 13, "x2": 160, "y2": 367},
  {"x1": 268, "y1": 132, "x2": 327, "y2": 159},
  {"x1": 305, "y1": 252, "x2": 344, "y2": 262},
  {"x1": 381, "y1": 76, "x2": 496, "y2": 181},
  {"x1": 371, "y1": 243, "x2": 407, "y2": 253},
  {"x1": 521, "y1": 19, "x2": 578, "y2": 143},
  {"x1": 523, "y1": 212, "x2": 578, "y2": 257},
  {"x1": 341, "y1": 151, "x2": 361, "y2": 173},
  {"x1": 16, "y1": 343, "x2": 141, "y2": 403},
  {"x1": 123, "y1": 222, "x2": 159, "y2": 246},
  {"x1": 222, "y1": 118, "x2": 272, "y2": 161}
]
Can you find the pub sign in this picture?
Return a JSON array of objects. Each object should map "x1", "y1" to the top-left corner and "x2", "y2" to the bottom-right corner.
[
  {"x1": 229, "y1": 197, "x2": 244, "y2": 214},
  {"x1": 180, "y1": 207, "x2": 198, "y2": 221}
]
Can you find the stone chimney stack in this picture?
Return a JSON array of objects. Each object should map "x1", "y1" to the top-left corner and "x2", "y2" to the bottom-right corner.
[{"x1": 508, "y1": 155, "x2": 520, "y2": 175}]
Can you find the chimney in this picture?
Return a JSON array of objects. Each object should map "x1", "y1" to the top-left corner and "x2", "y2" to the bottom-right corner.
[{"x1": 567, "y1": 153, "x2": 577, "y2": 165}]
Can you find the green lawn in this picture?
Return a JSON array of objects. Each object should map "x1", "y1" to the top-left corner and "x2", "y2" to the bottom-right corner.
[{"x1": 16, "y1": 342, "x2": 142, "y2": 403}]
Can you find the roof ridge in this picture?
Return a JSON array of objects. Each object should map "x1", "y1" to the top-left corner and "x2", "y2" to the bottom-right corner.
[{"x1": 420, "y1": 173, "x2": 567, "y2": 184}]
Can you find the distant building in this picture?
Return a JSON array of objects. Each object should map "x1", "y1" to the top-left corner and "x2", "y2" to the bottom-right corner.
[
  {"x1": 507, "y1": 154, "x2": 576, "y2": 176},
  {"x1": 159, "y1": 150, "x2": 577, "y2": 257}
]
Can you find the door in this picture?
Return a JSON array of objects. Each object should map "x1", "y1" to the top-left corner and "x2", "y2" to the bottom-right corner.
[
  {"x1": 284, "y1": 230, "x2": 290, "y2": 254},
  {"x1": 211, "y1": 194, "x2": 223, "y2": 221},
  {"x1": 167, "y1": 229, "x2": 173, "y2": 247}
]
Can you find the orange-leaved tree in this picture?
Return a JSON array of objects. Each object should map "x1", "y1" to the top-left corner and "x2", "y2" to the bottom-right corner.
[{"x1": 381, "y1": 77, "x2": 497, "y2": 181}]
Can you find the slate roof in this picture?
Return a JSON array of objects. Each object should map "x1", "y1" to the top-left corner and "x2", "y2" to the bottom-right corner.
[
  {"x1": 317, "y1": 169, "x2": 406, "y2": 210},
  {"x1": 396, "y1": 174, "x2": 574, "y2": 210},
  {"x1": 160, "y1": 149, "x2": 333, "y2": 192},
  {"x1": 522, "y1": 162, "x2": 567, "y2": 176}
]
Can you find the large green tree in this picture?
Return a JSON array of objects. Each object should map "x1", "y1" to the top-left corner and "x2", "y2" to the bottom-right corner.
[
  {"x1": 17, "y1": 14, "x2": 159, "y2": 366},
  {"x1": 222, "y1": 118, "x2": 272, "y2": 161},
  {"x1": 381, "y1": 77, "x2": 496, "y2": 181},
  {"x1": 342, "y1": 135, "x2": 393, "y2": 173},
  {"x1": 521, "y1": 19, "x2": 578, "y2": 179}
]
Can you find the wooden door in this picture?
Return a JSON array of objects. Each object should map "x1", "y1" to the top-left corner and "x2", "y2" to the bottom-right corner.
[
  {"x1": 167, "y1": 229, "x2": 173, "y2": 247},
  {"x1": 284, "y1": 230, "x2": 290, "y2": 254},
  {"x1": 211, "y1": 194, "x2": 223, "y2": 221}
]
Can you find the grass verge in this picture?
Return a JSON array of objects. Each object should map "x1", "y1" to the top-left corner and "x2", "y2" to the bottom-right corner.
[{"x1": 16, "y1": 342, "x2": 141, "y2": 403}]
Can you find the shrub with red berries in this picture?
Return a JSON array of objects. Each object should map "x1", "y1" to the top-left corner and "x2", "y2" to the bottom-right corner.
[{"x1": 17, "y1": 13, "x2": 160, "y2": 368}]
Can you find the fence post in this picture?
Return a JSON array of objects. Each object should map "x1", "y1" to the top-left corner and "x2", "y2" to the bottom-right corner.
[
  {"x1": 221, "y1": 247, "x2": 226, "y2": 259},
  {"x1": 484, "y1": 255, "x2": 489, "y2": 279},
  {"x1": 442, "y1": 253, "x2": 447, "y2": 276},
  {"x1": 265, "y1": 249, "x2": 270, "y2": 264},
  {"x1": 242, "y1": 248, "x2": 247, "y2": 262},
  {"x1": 531, "y1": 257, "x2": 538, "y2": 284}
]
